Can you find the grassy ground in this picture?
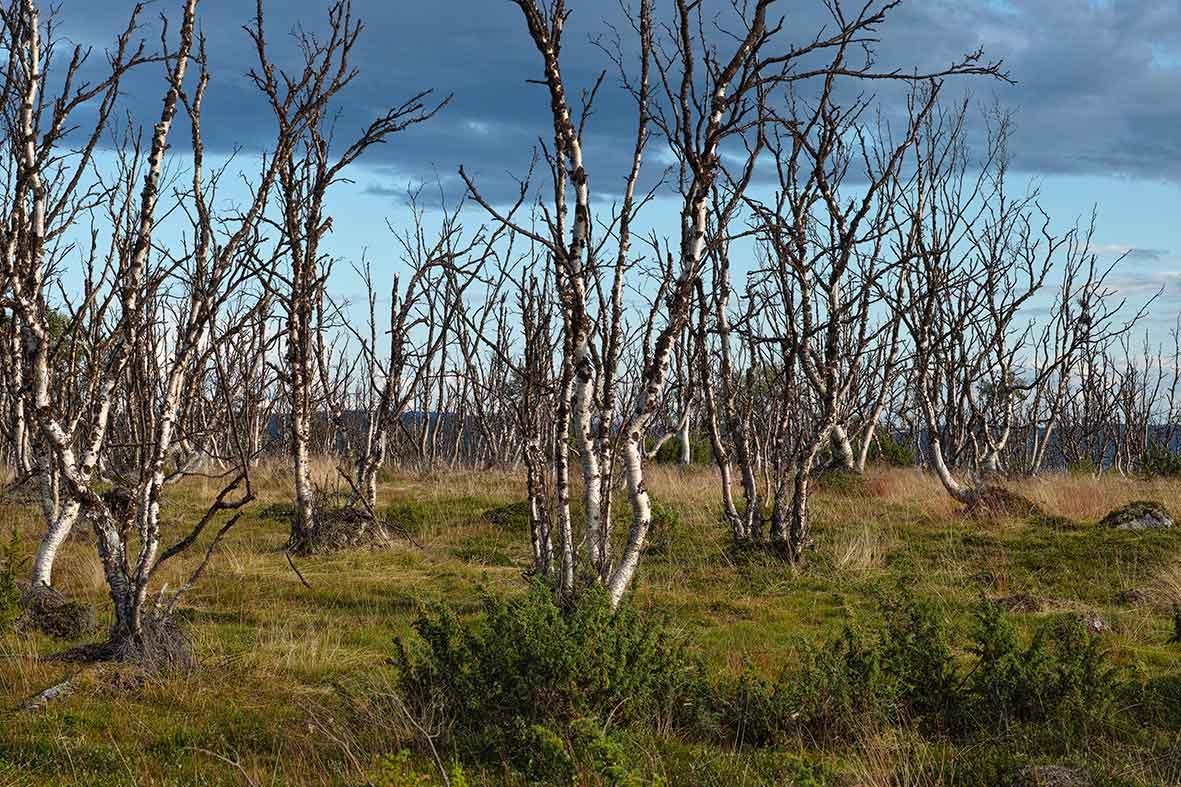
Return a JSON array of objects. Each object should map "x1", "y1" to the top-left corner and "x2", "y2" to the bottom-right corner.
[{"x1": 2, "y1": 463, "x2": 1181, "y2": 785}]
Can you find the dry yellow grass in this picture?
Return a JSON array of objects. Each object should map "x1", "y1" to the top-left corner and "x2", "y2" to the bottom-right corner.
[
  {"x1": 831, "y1": 523, "x2": 891, "y2": 573},
  {"x1": 846, "y1": 725, "x2": 953, "y2": 787},
  {"x1": 1013, "y1": 471, "x2": 1181, "y2": 522}
]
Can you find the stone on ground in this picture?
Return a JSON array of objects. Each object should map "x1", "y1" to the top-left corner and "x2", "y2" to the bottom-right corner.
[{"x1": 1098, "y1": 500, "x2": 1174, "y2": 531}]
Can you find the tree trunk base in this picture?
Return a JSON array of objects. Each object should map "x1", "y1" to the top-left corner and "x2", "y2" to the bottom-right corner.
[
  {"x1": 961, "y1": 485, "x2": 1042, "y2": 520},
  {"x1": 728, "y1": 536, "x2": 808, "y2": 565},
  {"x1": 51, "y1": 613, "x2": 195, "y2": 672},
  {"x1": 287, "y1": 504, "x2": 412, "y2": 556}
]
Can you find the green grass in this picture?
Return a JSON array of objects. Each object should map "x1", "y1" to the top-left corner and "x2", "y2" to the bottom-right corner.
[{"x1": 2, "y1": 465, "x2": 1181, "y2": 784}]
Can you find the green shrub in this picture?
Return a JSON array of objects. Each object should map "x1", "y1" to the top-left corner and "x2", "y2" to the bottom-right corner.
[
  {"x1": 966, "y1": 605, "x2": 1119, "y2": 735},
  {"x1": 390, "y1": 588, "x2": 1124, "y2": 778},
  {"x1": 392, "y1": 584, "x2": 702, "y2": 767},
  {"x1": 372, "y1": 750, "x2": 431, "y2": 787},
  {"x1": 482, "y1": 500, "x2": 531, "y2": 533},
  {"x1": 866, "y1": 430, "x2": 915, "y2": 468},
  {"x1": 640, "y1": 497, "x2": 684, "y2": 559},
  {"x1": 789, "y1": 625, "x2": 889, "y2": 734},
  {"x1": 648, "y1": 432, "x2": 714, "y2": 465},
  {"x1": 878, "y1": 594, "x2": 959, "y2": 721},
  {"x1": 524, "y1": 719, "x2": 654, "y2": 786},
  {"x1": 701, "y1": 670, "x2": 784, "y2": 747},
  {"x1": 1141, "y1": 442, "x2": 1181, "y2": 478},
  {"x1": 776, "y1": 594, "x2": 956, "y2": 738},
  {"x1": 718, "y1": 594, "x2": 1120, "y2": 745},
  {"x1": 0, "y1": 529, "x2": 25, "y2": 632},
  {"x1": 385, "y1": 502, "x2": 427, "y2": 538},
  {"x1": 1066, "y1": 457, "x2": 1099, "y2": 477},
  {"x1": 372, "y1": 749, "x2": 467, "y2": 787},
  {"x1": 694, "y1": 595, "x2": 956, "y2": 746}
]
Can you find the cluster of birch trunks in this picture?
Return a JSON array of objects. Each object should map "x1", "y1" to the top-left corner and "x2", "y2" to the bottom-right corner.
[{"x1": 0, "y1": 0, "x2": 1177, "y2": 656}]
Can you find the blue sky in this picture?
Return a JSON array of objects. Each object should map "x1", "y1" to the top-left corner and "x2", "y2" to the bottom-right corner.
[{"x1": 47, "y1": 0, "x2": 1181, "y2": 339}]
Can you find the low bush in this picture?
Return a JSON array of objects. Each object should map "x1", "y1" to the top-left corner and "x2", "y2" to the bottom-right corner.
[
  {"x1": 866, "y1": 430, "x2": 915, "y2": 468},
  {"x1": 1140, "y1": 442, "x2": 1181, "y2": 478},
  {"x1": 1066, "y1": 457, "x2": 1099, "y2": 477},
  {"x1": 392, "y1": 583, "x2": 703, "y2": 769},
  {"x1": 481, "y1": 500, "x2": 531, "y2": 533},
  {"x1": 372, "y1": 749, "x2": 467, "y2": 787},
  {"x1": 965, "y1": 603, "x2": 1119, "y2": 737},
  {"x1": 391, "y1": 587, "x2": 1125, "y2": 781},
  {"x1": 386, "y1": 502, "x2": 429, "y2": 539},
  {"x1": 648, "y1": 432, "x2": 714, "y2": 465},
  {"x1": 713, "y1": 593, "x2": 958, "y2": 743},
  {"x1": 771, "y1": 596, "x2": 1119, "y2": 742},
  {"x1": 638, "y1": 496, "x2": 684, "y2": 559},
  {"x1": 524, "y1": 719, "x2": 652, "y2": 786},
  {"x1": 0, "y1": 528, "x2": 24, "y2": 632}
]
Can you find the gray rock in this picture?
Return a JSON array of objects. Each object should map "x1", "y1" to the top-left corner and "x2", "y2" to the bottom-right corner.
[{"x1": 1099, "y1": 500, "x2": 1174, "y2": 531}]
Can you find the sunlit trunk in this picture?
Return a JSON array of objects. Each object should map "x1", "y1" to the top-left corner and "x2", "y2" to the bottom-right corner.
[
  {"x1": 31, "y1": 499, "x2": 79, "y2": 587},
  {"x1": 678, "y1": 411, "x2": 691, "y2": 465},
  {"x1": 828, "y1": 423, "x2": 856, "y2": 472}
]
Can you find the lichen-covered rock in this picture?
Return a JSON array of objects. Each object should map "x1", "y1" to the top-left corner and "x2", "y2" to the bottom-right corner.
[
  {"x1": 1012, "y1": 765, "x2": 1092, "y2": 787},
  {"x1": 1098, "y1": 500, "x2": 1174, "y2": 531}
]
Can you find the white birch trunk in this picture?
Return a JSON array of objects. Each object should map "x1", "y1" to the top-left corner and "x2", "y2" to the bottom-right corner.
[
  {"x1": 678, "y1": 410, "x2": 692, "y2": 465},
  {"x1": 571, "y1": 335, "x2": 603, "y2": 570},
  {"x1": 828, "y1": 423, "x2": 856, "y2": 472},
  {"x1": 608, "y1": 435, "x2": 649, "y2": 608},
  {"x1": 31, "y1": 500, "x2": 79, "y2": 587}
]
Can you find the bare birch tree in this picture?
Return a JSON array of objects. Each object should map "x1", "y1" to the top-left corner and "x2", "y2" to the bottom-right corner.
[{"x1": 248, "y1": 0, "x2": 448, "y2": 553}]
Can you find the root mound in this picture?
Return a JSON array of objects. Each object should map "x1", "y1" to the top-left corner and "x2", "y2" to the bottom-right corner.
[
  {"x1": 289, "y1": 505, "x2": 394, "y2": 556},
  {"x1": 19, "y1": 584, "x2": 96, "y2": 640},
  {"x1": 965, "y1": 485, "x2": 1042, "y2": 520},
  {"x1": 55, "y1": 614, "x2": 196, "y2": 673}
]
